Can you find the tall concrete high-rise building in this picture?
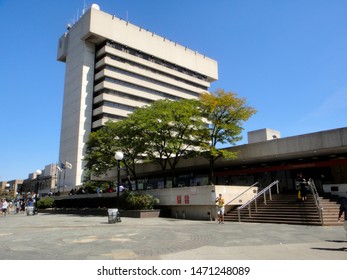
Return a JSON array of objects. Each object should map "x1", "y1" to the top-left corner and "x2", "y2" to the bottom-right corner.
[{"x1": 57, "y1": 4, "x2": 218, "y2": 189}]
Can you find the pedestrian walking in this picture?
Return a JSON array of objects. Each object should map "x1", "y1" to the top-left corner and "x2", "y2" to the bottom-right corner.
[
  {"x1": 295, "y1": 173, "x2": 309, "y2": 201},
  {"x1": 215, "y1": 193, "x2": 225, "y2": 224},
  {"x1": 16, "y1": 200, "x2": 21, "y2": 214},
  {"x1": 20, "y1": 199, "x2": 25, "y2": 214},
  {"x1": 1, "y1": 199, "x2": 9, "y2": 217}
]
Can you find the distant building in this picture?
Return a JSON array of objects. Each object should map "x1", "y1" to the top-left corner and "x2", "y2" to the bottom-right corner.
[
  {"x1": 21, "y1": 164, "x2": 59, "y2": 195},
  {"x1": 57, "y1": 4, "x2": 218, "y2": 188},
  {"x1": 0, "y1": 180, "x2": 23, "y2": 195}
]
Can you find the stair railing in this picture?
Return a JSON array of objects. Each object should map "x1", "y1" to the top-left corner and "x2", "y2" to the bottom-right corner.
[
  {"x1": 225, "y1": 182, "x2": 259, "y2": 206},
  {"x1": 237, "y1": 180, "x2": 279, "y2": 222},
  {"x1": 307, "y1": 178, "x2": 323, "y2": 223}
]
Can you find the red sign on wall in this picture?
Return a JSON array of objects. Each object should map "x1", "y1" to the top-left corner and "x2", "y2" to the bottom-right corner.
[
  {"x1": 184, "y1": 195, "x2": 189, "y2": 204},
  {"x1": 177, "y1": 195, "x2": 182, "y2": 204}
]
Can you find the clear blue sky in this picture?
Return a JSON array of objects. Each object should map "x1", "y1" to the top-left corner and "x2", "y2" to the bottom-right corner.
[{"x1": 1, "y1": 0, "x2": 346, "y2": 182}]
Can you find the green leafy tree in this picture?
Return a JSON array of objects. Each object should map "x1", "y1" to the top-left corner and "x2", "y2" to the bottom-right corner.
[
  {"x1": 111, "y1": 118, "x2": 148, "y2": 189},
  {"x1": 84, "y1": 125, "x2": 117, "y2": 177},
  {"x1": 84, "y1": 119, "x2": 147, "y2": 189},
  {"x1": 128, "y1": 98, "x2": 207, "y2": 187},
  {"x1": 85, "y1": 91, "x2": 253, "y2": 188},
  {"x1": 199, "y1": 89, "x2": 257, "y2": 184}
]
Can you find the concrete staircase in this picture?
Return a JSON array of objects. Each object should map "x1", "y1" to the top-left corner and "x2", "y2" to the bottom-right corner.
[
  {"x1": 225, "y1": 193, "x2": 342, "y2": 226},
  {"x1": 320, "y1": 196, "x2": 342, "y2": 226}
]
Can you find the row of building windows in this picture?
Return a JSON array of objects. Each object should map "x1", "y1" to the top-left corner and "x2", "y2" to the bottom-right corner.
[
  {"x1": 97, "y1": 52, "x2": 208, "y2": 91},
  {"x1": 95, "y1": 64, "x2": 201, "y2": 99},
  {"x1": 95, "y1": 77, "x2": 183, "y2": 101},
  {"x1": 97, "y1": 40, "x2": 208, "y2": 82},
  {"x1": 92, "y1": 113, "x2": 126, "y2": 127},
  {"x1": 92, "y1": 40, "x2": 208, "y2": 130},
  {"x1": 93, "y1": 100, "x2": 137, "y2": 113},
  {"x1": 94, "y1": 88, "x2": 153, "y2": 104}
]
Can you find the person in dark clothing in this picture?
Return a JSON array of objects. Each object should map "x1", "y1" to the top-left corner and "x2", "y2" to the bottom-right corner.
[
  {"x1": 300, "y1": 179, "x2": 310, "y2": 201},
  {"x1": 338, "y1": 197, "x2": 347, "y2": 239},
  {"x1": 295, "y1": 173, "x2": 309, "y2": 201},
  {"x1": 20, "y1": 200, "x2": 25, "y2": 214}
]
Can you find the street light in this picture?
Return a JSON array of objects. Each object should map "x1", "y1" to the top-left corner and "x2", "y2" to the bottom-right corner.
[
  {"x1": 5, "y1": 183, "x2": 10, "y2": 195},
  {"x1": 115, "y1": 151, "x2": 124, "y2": 206},
  {"x1": 35, "y1": 169, "x2": 42, "y2": 214}
]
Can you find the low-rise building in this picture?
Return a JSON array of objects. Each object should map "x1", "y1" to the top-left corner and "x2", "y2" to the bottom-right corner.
[{"x1": 127, "y1": 127, "x2": 347, "y2": 197}]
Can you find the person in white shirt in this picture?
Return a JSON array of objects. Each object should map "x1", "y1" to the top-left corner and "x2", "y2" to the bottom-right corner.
[{"x1": 1, "y1": 199, "x2": 9, "y2": 217}]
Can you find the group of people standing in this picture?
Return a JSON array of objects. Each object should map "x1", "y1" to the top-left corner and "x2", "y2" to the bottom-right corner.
[{"x1": 0, "y1": 193, "x2": 36, "y2": 216}]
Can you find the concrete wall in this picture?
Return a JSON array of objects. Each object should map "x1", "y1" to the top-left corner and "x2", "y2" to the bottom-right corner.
[
  {"x1": 248, "y1": 128, "x2": 281, "y2": 143},
  {"x1": 145, "y1": 185, "x2": 258, "y2": 220},
  {"x1": 57, "y1": 12, "x2": 96, "y2": 188},
  {"x1": 323, "y1": 184, "x2": 347, "y2": 198},
  {"x1": 238, "y1": 128, "x2": 347, "y2": 161}
]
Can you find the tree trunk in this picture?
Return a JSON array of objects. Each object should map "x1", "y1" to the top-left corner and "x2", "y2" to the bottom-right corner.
[{"x1": 209, "y1": 155, "x2": 215, "y2": 185}]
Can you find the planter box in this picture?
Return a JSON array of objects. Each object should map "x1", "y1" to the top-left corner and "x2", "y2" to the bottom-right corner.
[
  {"x1": 120, "y1": 209, "x2": 160, "y2": 218},
  {"x1": 39, "y1": 208, "x2": 161, "y2": 218}
]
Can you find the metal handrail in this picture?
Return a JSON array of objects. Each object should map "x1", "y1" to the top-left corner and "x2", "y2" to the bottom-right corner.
[
  {"x1": 237, "y1": 180, "x2": 279, "y2": 222},
  {"x1": 307, "y1": 178, "x2": 323, "y2": 223},
  {"x1": 225, "y1": 182, "x2": 259, "y2": 206}
]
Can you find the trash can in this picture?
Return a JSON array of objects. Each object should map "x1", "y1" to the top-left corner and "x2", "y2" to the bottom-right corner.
[
  {"x1": 108, "y1": 208, "x2": 121, "y2": 223},
  {"x1": 27, "y1": 206, "x2": 34, "y2": 216}
]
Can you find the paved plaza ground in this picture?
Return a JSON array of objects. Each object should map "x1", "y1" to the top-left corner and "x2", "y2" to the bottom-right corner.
[{"x1": 0, "y1": 212, "x2": 346, "y2": 260}]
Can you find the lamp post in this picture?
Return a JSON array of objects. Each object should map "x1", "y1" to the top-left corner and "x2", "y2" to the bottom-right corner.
[
  {"x1": 35, "y1": 170, "x2": 42, "y2": 214},
  {"x1": 115, "y1": 151, "x2": 124, "y2": 207}
]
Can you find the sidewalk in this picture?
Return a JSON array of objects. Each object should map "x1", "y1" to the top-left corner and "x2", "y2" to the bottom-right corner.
[{"x1": 0, "y1": 213, "x2": 346, "y2": 260}]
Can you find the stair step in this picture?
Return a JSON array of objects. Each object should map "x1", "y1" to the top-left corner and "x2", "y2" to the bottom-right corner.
[
  {"x1": 225, "y1": 193, "x2": 341, "y2": 226},
  {"x1": 226, "y1": 219, "x2": 323, "y2": 225}
]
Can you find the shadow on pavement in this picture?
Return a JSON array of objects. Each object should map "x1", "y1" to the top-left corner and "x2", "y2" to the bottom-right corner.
[{"x1": 311, "y1": 247, "x2": 347, "y2": 252}]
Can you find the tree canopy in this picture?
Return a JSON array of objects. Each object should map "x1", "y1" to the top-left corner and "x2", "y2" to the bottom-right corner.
[
  {"x1": 84, "y1": 98, "x2": 207, "y2": 188},
  {"x1": 199, "y1": 89, "x2": 257, "y2": 183},
  {"x1": 125, "y1": 98, "x2": 207, "y2": 187},
  {"x1": 84, "y1": 89, "x2": 256, "y2": 187}
]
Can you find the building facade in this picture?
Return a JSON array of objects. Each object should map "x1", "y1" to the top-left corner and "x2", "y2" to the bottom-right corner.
[
  {"x1": 20, "y1": 164, "x2": 59, "y2": 195},
  {"x1": 57, "y1": 4, "x2": 218, "y2": 189},
  {"x1": 0, "y1": 164, "x2": 59, "y2": 197},
  {"x1": 130, "y1": 127, "x2": 347, "y2": 197},
  {"x1": 0, "y1": 180, "x2": 23, "y2": 196}
]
